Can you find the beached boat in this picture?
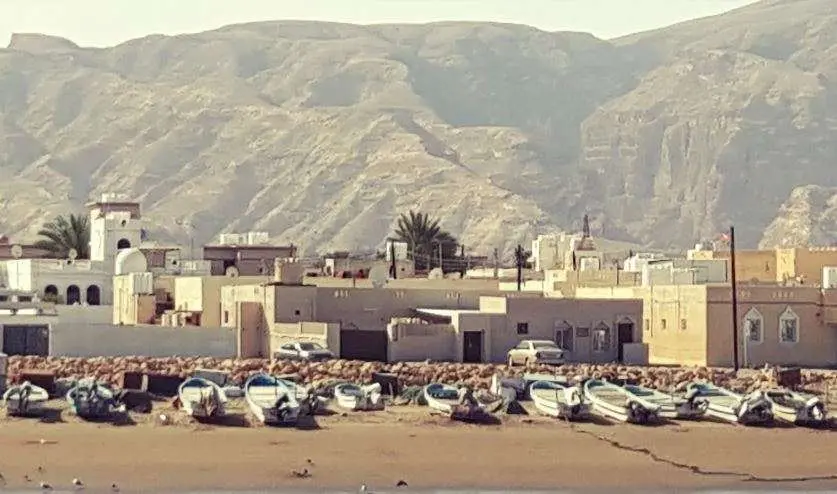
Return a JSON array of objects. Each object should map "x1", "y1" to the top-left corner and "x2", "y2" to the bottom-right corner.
[
  {"x1": 622, "y1": 383, "x2": 707, "y2": 420},
  {"x1": 178, "y1": 377, "x2": 228, "y2": 419},
  {"x1": 66, "y1": 378, "x2": 118, "y2": 419},
  {"x1": 244, "y1": 373, "x2": 300, "y2": 425},
  {"x1": 3, "y1": 381, "x2": 49, "y2": 416},
  {"x1": 529, "y1": 380, "x2": 590, "y2": 420},
  {"x1": 583, "y1": 379, "x2": 661, "y2": 424},
  {"x1": 334, "y1": 382, "x2": 385, "y2": 411},
  {"x1": 422, "y1": 383, "x2": 489, "y2": 420},
  {"x1": 685, "y1": 382, "x2": 773, "y2": 426},
  {"x1": 765, "y1": 388, "x2": 827, "y2": 426}
]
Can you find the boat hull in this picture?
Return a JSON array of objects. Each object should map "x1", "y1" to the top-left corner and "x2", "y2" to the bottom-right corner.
[
  {"x1": 770, "y1": 397, "x2": 827, "y2": 426},
  {"x1": 6, "y1": 399, "x2": 46, "y2": 417},
  {"x1": 584, "y1": 380, "x2": 661, "y2": 425}
]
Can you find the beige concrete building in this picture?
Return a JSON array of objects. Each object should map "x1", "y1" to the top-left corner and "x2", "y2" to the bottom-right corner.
[
  {"x1": 577, "y1": 284, "x2": 837, "y2": 368},
  {"x1": 688, "y1": 246, "x2": 837, "y2": 286},
  {"x1": 220, "y1": 261, "x2": 644, "y2": 364}
]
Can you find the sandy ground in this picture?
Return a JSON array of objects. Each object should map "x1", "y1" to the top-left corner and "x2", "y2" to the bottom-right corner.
[{"x1": 0, "y1": 398, "x2": 836, "y2": 492}]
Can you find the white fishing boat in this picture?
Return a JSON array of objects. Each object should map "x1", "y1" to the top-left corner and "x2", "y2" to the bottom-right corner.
[
  {"x1": 422, "y1": 383, "x2": 489, "y2": 420},
  {"x1": 334, "y1": 382, "x2": 385, "y2": 411},
  {"x1": 3, "y1": 381, "x2": 49, "y2": 416},
  {"x1": 66, "y1": 378, "x2": 119, "y2": 420},
  {"x1": 529, "y1": 380, "x2": 590, "y2": 420},
  {"x1": 423, "y1": 383, "x2": 462, "y2": 414},
  {"x1": 244, "y1": 373, "x2": 300, "y2": 425},
  {"x1": 622, "y1": 383, "x2": 707, "y2": 420},
  {"x1": 583, "y1": 379, "x2": 661, "y2": 424},
  {"x1": 178, "y1": 377, "x2": 228, "y2": 419},
  {"x1": 765, "y1": 388, "x2": 827, "y2": 426},
  {"x1": 685, "y1": 382, "x2": 773, "y2": 426}
]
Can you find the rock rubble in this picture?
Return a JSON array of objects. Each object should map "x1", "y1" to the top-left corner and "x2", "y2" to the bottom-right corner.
[{"x1": 7, "y1": 356, "x2": 837, "y2": 395}]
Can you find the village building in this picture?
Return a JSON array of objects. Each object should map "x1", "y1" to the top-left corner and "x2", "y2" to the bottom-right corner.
[
  {"x1": 215, "y1": 260, "x2": 644, "y2": 364},
  {"x1": 202, "y1": 232, "x2": 296, "y2": 276}
]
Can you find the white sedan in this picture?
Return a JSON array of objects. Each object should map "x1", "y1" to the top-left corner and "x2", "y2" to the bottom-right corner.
[
  {"x1": 274, "y1": 341, "x2": 335, "y2": 361},
  {"x1": 507, "y1": 340, "x2": 566, "y2": 367}
]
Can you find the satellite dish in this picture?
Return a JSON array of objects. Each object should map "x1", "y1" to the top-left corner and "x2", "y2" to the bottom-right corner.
[
  {"x1": 226, "y1": 266, "x2": 240, "y2": 277},
  {"x1": 369, "y1": 266, "x2": 388, "y2": 289},
  {"x1": 428, "y1": 268, "x2": 444, "y2": 280},
  {"x1": 10, "y1": 244, "x2": 22, "y2": 259},
  {"x1": 68, "y1": 248, "x2": 78, "y2": 260}
]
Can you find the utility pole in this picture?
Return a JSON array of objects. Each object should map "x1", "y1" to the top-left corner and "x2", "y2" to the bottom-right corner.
[
  {"x1": 389, "y1": 240, "x2": 397, "y2": 279},
  {"x1": 729, "y1": 226, "x2": 740, "y2": 371},
  {"x1": 514, "y1": 244, "x2": 525, "y2": 292},
  {"x1": 493, "y1": 248, "x2": 499, "y2": 279},
  {"x1": 437, "y1": 242, "x2": 443, "y2": 271}
]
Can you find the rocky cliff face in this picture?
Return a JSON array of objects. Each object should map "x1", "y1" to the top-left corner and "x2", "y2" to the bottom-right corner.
[{"x1": 1, "y1": 0, "x2": 836, "y2": 255}]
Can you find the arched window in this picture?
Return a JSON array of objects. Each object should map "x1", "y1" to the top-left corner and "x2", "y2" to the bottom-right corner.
[
  {"x1": 779, "y1": 307, "x2": 799, "y2": 344},
  {"x1": 44, "y1": 285, "x2": 59, "y2": 303},
  {"x1": 86, "y1": 285, "x2": 101, "y2": 306},
  {"x1": 117, "y1": 238, "x2": 131, "y2": 249},
  {"x1": 743, "y1": 308, "x2": 763, "y2": 344},
  {"x1": 66, "y1": 285, "x2": 81, "y2": 305},
  {"x1": 593, "y1": 322, "x2": 611, "y2": 353}
]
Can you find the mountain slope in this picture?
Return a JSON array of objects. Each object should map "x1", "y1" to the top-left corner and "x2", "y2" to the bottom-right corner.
[{"x1": 1, "y1": 0, "x2": 837, "y2": 254}]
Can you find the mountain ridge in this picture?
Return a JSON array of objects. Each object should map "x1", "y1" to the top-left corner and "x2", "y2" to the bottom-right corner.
[{"x1": 1, "y1": 0, "x2": 835, "y2": 255}]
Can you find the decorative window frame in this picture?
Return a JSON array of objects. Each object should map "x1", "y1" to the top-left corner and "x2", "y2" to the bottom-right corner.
[
  {"x1": 592, "y1": 321, "x2": 611, "y2": 353},
  {"x1": 778, "y1": 306, "x2": 799, "y2": 344},
  {"x1": 554, "y1": 320, "x2": 574, "y2": 352},
  {"x1": 743, "y1": 307, "x2": 764, "y2": 345}
]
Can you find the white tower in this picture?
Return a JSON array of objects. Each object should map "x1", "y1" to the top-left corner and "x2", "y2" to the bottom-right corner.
[{"x1": 87, "y1": 193, "x2": 143, "y2": 273}]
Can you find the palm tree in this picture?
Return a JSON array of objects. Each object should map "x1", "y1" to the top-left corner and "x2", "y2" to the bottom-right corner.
[
  {"x1": 34, "y1": 214, "x2": 90, "y2": 259},
  {"x1": 393, "y1": 210, "x2": 458, "y2": 270}
]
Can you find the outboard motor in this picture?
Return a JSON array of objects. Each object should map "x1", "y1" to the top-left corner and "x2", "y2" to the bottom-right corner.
[{"x1": 627, "y1": 400, "x2": 652, "y2": 424}]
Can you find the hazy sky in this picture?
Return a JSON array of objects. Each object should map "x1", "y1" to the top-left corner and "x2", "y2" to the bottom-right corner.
[{"x1": 3, "y1": 0, "x2": 759, "y2": 47}]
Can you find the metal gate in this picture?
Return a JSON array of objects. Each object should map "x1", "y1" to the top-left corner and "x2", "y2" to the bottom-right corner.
[
  {"x1": 339, "y1": 329, "x2": 388, "y2": 362},
  {"x1": 2, "y1": 325, "x2": 49, "y2": 356}
]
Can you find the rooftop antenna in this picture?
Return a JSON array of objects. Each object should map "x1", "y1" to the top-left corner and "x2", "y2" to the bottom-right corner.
[{"x1": 369, "y1": 265, "x2": 388, "y2": 289}]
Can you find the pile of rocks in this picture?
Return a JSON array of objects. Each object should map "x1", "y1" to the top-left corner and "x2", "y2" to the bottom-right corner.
[{"x1": 7, "y1": 356, "x2": 837, "y2": 395}]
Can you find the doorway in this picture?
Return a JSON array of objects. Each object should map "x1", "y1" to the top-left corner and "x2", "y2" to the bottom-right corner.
[
  {"x1": 617, "y1": 321, "x2": 635, "y2": 362},
  {"x1": 462, "y1": 331, "x2": 483, "y2": 363}
]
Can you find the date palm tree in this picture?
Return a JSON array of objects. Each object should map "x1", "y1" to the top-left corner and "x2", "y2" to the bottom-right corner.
[
  {"x1": 34, "y1": 213, "x2": 90, "y2": 259},
  {"x1": 393, "y1": 210, "x2": 458, "y2": 270}
]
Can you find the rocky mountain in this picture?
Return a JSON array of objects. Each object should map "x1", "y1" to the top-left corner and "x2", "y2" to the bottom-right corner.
[{"x1": 1, "y1": 0, "x2": 836, "y2": 255}]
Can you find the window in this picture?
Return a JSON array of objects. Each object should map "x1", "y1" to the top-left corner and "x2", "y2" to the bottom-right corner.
[
  {"x1": 644, "y1": 319, "x2": 650, "y2": 332},
  {"x1": 294, "y1": 309, "x2": 301, "y2": 316},
  {"x1": 515, "y1": 341, "x2": 530, "y2": 350},
  {"x1": 554, "y1": 320, "x2": 573, "y2": 352},
  {"x1": 680, "y1": 319, "x2": 687, "y2": 331},
  {"x1": 743, "y1": 308, "x2": 763, "y2": 344},
  {"x1": 516, "y1": 322, "x2": 529, "y2": 335},
  {"x1": 661, "y1": 319, "x2": 667, "y2": 330},
  {"x1": 593, "y1": 323, "x2": 611, "y2": 352},
  {"x1": 223, "y1": 311, "x2": 230, "y2": 324},
  {"x1": 533, "y1": 341, "x2": 559, "y2": 349},
  {"x1": 779, "y1": 307, "x2": 799, "y2": 344},
  {"x1": 575, "y1": 327, "x2": 590, "y2": 338},
  {"x1": 280, "y1": 344, "x2": 295, "y2": 351}
]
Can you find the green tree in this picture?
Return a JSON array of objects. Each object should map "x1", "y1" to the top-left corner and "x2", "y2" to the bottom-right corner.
[
  {"x1": 34, "y1": 214, "x2": 90, "y2": 259},
  {"x1": 393, "y1": 210, "x2": 458, "y2": 271}
]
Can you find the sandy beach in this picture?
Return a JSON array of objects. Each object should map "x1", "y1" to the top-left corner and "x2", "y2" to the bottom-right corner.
[{"x1": 1, "y1": 399, "x2": 836, "y2": 493}]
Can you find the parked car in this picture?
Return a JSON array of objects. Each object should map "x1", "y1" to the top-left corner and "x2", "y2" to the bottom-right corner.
[
  {"x1": 507, "y1": 340, "x2": 565, "y2": 366},
  {"x1": 274, "y1": 341, "x2": 335, "y2": 361}
]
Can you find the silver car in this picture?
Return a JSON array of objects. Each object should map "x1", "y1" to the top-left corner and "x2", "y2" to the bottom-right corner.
[
  {"x1": 507, "y1": 340, "x2": 566, "y2": 367},
  {"x1": 274, "y1": 341, "x2": 335, "y2": 361}
]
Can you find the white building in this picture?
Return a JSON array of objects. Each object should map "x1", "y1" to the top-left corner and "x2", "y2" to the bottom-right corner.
[
  {"x1": 4, "y1": 194, "x2": 145, "y2": 305},
  {"x1": 622, "y1": 252, "x2": 668, "y2": 272},
  {"x1": 531, "y1": 233, "x2": 582, "y2": 272}
]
